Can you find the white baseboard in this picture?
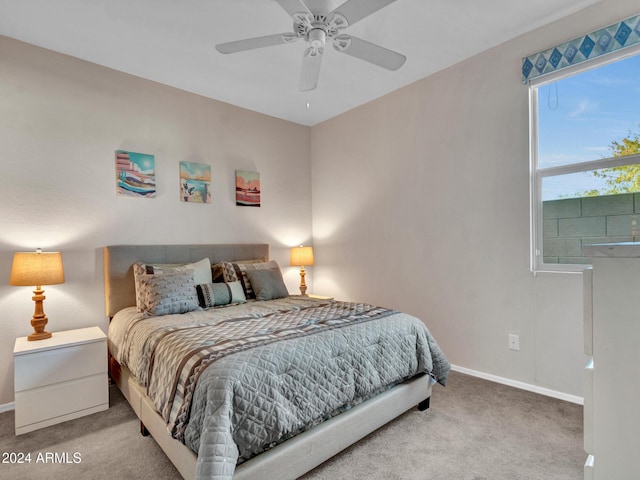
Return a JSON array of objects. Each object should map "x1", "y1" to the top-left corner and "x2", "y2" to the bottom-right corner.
[
  {"x1": 451, "y1": 365, "x2": 584, "y2": 405},
  {"x1": 0, "y1": 402, "x2": 15, "y2": 413}
]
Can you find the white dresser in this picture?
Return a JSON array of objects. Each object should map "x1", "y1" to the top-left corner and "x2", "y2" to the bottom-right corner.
[
  {"x1": 582, "y1": 243, "x2": 640, "y2": 479},
  {"x1": 13, "y1": 326, "x2": 109, "y2": 435}
]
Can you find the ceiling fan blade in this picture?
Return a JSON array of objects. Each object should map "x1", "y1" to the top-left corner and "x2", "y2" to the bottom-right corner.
[
  {"x1": 333, "y1": 34, "x2": 405, "y2": 70},
  {"x1": 299, "y1": 47, "x2": 324, "y2": 92},
  {"x1": 216, "y1": 33, "x2": 299, "y2": 54},
  {"x1": 330, "y1": 0, "x2": 396, "y2": 27},
  {"x1": 274, "y1": 0, "x2": 311, "y2": 17}
]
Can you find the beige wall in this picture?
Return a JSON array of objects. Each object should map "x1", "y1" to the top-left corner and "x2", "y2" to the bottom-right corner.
[
  {"x1": 310, "y1": 0, "x2": 640, "y2": 398},
  {"x1": 0, "y1": 36, "x2": 312, "y2": 406},
  {"x1": 1, "y1": 0, "x2": 638, "y2": 408}
]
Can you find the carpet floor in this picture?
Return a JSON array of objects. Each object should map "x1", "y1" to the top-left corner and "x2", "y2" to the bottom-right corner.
[{"x1": 0, "y1": 371, "x2": 584, "y2": 479}]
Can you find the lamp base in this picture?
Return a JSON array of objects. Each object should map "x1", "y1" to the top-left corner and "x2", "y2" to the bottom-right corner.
[
  {"x1": 28, "y1": 330, "x2": 52, "y2": 341},
  {"x1": 298, "y1": 266, "x2": 308, "y2": 296},
  {"x1": 27, "y1": 289, "x2": 52, "y2": 341}
]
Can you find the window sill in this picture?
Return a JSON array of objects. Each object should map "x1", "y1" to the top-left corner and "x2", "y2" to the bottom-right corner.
[{"x1": 532, "y1": 264, "x2": 591, "y2": 275}]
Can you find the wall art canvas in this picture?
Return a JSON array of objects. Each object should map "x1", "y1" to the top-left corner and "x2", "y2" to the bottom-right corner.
[
  {"x1": 235, "y1": 170, "x2": 260, "y2": 207},
  {"x1": 115, "y1": 150, "x2": 156, "y2": 198},
  {"x1": 180, "y1": 161, "x2": 212, "y2": 203}
]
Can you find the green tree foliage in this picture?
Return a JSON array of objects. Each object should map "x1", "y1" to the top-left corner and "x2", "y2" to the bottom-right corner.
[{"x1": 581, "y1": 129, "x2": 640, "y2": 197}]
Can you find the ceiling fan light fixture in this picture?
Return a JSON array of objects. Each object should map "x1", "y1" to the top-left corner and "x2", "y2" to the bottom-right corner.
[{"x1": 308, "y1": 28, "x2": 326, "y2": 50}]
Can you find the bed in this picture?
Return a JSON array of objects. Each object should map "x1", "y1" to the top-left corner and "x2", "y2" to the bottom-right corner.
[{"x1": 104, "y1": 243, "x2": 449, "y2": 480}]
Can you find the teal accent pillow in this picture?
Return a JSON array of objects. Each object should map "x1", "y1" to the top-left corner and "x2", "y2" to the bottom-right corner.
[{"x1": 245, "y1": 268, "x2": 289, "y2": 301}]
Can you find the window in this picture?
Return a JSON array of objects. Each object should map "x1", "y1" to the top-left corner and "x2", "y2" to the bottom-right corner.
[{"x1": 530, "y1": 49, "x2": 640, "y2": 272}]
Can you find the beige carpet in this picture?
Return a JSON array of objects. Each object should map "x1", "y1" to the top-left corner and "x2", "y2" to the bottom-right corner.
[{"x1": 0, "y1": 371, "x2": 584, "y2": 479}]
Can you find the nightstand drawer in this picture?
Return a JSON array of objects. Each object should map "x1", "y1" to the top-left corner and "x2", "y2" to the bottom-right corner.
[
  {"x1": 14, "y1": 340, "x2": 106, "y2": 392},
  {"x1": 15, "y1": 373, "x2": 108, "y2": 431}
]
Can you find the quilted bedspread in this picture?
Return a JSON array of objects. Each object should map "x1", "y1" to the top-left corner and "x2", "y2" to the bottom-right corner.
[{"x1": 108, "y1": 297, "x2": 450, "y2": 480}]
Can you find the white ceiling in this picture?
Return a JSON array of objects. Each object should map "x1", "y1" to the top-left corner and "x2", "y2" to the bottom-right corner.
[{"x1": 0, "y1": 0, "x2": 600, "y2": 126}]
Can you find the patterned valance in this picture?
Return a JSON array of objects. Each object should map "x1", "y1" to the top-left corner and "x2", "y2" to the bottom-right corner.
[{"x1": 522, "y1": 13, "x2": 640, "y2": 83}]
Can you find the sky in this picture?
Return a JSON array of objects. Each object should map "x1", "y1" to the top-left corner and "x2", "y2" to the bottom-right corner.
[{"x1": 537, "y1": 52, "x2": 640, "y2": 200}]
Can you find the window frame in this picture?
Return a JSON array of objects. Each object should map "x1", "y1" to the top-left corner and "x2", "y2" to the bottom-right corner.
[{"x1": 529, "y1": 45, "x2": 640, "y2": 274}]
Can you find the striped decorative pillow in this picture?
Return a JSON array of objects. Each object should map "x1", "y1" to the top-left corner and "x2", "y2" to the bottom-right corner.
[{"x1": 196, "y1": 281, "x2": 246, "y2": 308}]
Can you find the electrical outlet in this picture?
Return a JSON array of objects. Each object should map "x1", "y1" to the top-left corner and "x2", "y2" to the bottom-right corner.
[{"x1": 508, "y1": 334, "x2": 520, "y2": 351}]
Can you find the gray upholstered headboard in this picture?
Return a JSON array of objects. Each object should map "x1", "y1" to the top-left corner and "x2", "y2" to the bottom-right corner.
[{"x1": 103, "y1": 243, "x2": 269, "y2": 317}]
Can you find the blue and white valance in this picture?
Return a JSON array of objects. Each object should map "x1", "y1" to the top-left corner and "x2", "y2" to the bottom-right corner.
[{"x1": 522, "y1": 13, "x2": 640, "y2": 83}]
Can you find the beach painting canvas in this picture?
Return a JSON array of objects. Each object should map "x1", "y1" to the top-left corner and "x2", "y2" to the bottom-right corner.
[
  {"x1": 236, "y1": 170, "x2": 260, "y2": 207},
  {"x1": 115, "y1": 150, "x2": 156, "y2": 198},
  {"x1": 180, "y1": 161, "x2": 212, "y2": 203}
]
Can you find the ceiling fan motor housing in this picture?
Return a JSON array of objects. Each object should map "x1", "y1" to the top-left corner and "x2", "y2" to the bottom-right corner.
[{"x1": 294, "y1": 12, "x2": 348, "y2": 42}]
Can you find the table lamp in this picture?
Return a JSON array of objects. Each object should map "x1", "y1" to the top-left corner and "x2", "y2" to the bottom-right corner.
[
  {"x1": 10, "y1": 249, "x2": 65, "y2": 341},
  {"x1": 290, "y1": 245, "x2": 314, "y2": 296}
]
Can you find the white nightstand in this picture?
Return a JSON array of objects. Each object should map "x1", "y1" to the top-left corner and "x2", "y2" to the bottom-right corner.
[{"x1": 13, "y1": 326, "x2": 109, "y2": 435}]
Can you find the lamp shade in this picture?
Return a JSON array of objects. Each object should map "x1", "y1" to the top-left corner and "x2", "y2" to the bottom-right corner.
[
  {"x1": 290, "y1": 246, "x2": 314, "y2": 267},
  {"x1": 10, "y1": 251, "x2": 65, "y2": 287}
]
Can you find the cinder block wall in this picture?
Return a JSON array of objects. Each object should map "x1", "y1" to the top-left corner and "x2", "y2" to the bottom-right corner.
[{"x1": 543, "y1": 193, "x2": 640, "y2": 263}]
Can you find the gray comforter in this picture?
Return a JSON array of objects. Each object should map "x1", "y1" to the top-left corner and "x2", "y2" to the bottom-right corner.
[{"x1": 108, "y1": 297, "x2": 450, "y2": 480}]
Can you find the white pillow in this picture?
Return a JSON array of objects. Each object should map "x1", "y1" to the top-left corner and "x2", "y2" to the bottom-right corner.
[{"x1": 168, "y1": 258, "x2": 212, "y2": 285}]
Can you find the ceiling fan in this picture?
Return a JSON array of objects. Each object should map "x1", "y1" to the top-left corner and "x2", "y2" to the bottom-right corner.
[{"x1": 215, "y1": 0, "x2": 406, "y2": 91}]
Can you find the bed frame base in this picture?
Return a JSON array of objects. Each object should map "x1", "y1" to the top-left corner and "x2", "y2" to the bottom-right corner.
[{"x1": 112, "y1": 360, "x2": 432, "y2": 479}]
